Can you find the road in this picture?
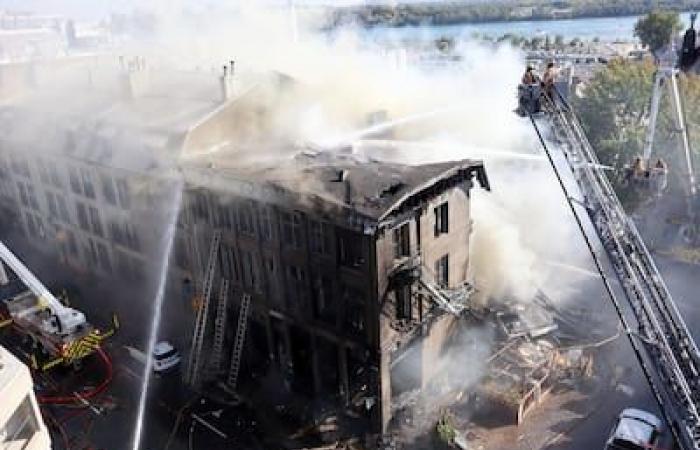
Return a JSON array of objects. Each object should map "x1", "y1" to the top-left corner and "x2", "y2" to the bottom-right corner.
[{"x1": 545, "y1": 253, "x2": 700, "y2": 450}]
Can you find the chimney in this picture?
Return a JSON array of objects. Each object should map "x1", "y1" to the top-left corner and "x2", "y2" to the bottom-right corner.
[
  {"x1": 121, "y1": 56, "x2": 149, "y2": 99},
  {"x1": 219, "y1": 60, "x2": 236, "y2": 102}
]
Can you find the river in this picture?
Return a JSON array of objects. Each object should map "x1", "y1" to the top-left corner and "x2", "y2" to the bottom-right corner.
[{"x1": 360, "y1": 13, "x2": 695, "y2": 43}]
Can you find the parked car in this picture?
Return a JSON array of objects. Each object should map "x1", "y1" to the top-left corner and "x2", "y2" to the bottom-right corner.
[
  {"x1": 152, "y1": 341, "x2": 181, "y2": 373},
  {"x1": 605, "y1": 408, "x2": 662, "y2": 450}
]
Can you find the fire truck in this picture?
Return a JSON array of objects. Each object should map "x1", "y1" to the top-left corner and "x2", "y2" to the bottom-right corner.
[{"x1": 0, "y1": 241, "x2": 115, "y2": 371}]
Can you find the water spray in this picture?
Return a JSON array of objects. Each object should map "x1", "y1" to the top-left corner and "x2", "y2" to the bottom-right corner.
[{"x1": 131, "y1": 179, "x2": 183, "y2": 450}]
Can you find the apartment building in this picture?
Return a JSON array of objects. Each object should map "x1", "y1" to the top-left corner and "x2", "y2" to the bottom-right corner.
[
  {"x1": 180, "y1": 148, "x2": 489, "y2": 435},
  {"x1": 0, "y1": 58, "x2": 491, "y2": 439}
]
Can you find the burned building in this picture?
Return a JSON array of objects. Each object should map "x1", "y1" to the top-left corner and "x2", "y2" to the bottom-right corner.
[
  {"x1": 0, "y1": 57, "x2": 490, "y2": 441},
  {"x1": 179, "y1": 149, "x2": 489, "y2": 436}
]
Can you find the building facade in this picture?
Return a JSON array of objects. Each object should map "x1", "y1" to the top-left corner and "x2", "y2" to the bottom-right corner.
[{"x1": 0, "y1": 58, "x2": 490, "y2": 440}]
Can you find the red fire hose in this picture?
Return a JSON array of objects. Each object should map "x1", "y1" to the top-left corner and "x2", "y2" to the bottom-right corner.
[{"x1": 38, "y1": 347, "x2": 113, "y2": 405}]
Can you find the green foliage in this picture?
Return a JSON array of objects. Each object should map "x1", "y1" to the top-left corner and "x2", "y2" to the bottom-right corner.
[
  {"x1": 574, "y1": 59, "x2": 655, "y2": 207},
  {"x1": 634, "y1": 10, "x2": 683, "y2": 56},
  {"x1": 329, "y1": 1, "x2": 700, "y2": 28},
  {"x1": 436, "y1": 412, "x2": 457, "y2": 445},
  {"x1": 574, "y1": 59, "x2": 700, "y2": 209}
]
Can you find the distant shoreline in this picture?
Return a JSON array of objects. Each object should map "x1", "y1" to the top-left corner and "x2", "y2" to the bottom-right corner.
[{"x1": 325, "y1": 4, "x2": 699, "y2": 30}]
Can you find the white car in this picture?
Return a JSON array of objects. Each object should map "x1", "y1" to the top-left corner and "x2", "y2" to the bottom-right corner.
[
  {"x1": 605, "y1": 408, "x2": 662, "y2": 450},
  {"x1": 152, "y1": 341, "x2": 181, "y2": 373}
]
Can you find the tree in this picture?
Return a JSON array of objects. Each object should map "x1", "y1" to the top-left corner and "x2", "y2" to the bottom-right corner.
[
  {"x1": 634, "y1": 10, "x2": 682, "y2": 58},
  {"x1": 574, "y1": 59, "x2": 700, "y2": 209}
]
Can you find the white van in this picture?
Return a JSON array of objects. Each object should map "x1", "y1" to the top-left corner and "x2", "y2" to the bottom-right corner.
[
  {"x1": 152, "y1": 341, "x2": 181, "y2": 373},
  {"x1": 605, "y1": 408, "x2": 663, "y2": 450}
]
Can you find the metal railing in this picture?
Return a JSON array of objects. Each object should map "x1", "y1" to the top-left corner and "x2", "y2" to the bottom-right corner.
[{"x1": 531, "y1": 90, "x2": 700, "y2": 449}]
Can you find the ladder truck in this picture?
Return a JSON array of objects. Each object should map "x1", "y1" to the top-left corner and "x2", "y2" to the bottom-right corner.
[
  {"x1": 0, "y1": 241, "x2": 114, "y2": 371},
  {"x1": 521, "y1": 84, "x2": 700, "y2": 449}
]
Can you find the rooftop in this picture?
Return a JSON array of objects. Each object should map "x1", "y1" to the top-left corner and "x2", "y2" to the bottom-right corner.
[{"x1": 184, "y1": 149, "x2": 489, "y2": 222}]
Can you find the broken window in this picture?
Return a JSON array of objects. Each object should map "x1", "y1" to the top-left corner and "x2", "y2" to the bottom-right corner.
[
  {"x1": 313, "y1": 275, "x2": 336, "y2": 323},
  {"x1": 435, "y1": 254, "x2": 449, "y2": 289},
  {"x1": 219, "y1": 243, "x2": 240, "y2": 282},
  {"x1": 343, "y1": 286, "x2": 366, "y2": 336},
  {"x1": 338, "y1": 231, "x2": 365, "y2": 268},
  {"x1": 310, "y1": 220, "x2": 332, "y2": 255},
  {"x1": 80, "y1": 168, "x2": 95, "y2": 199},
  {"x1": 101, "y1": 175, "x2": 117, "y2": 205},
  {"x1": 238, "y1": 201, "x2": 256, "y2": 235},
  {"x1": 395, "y1": 284, "x2": 412, "y2": 320},
  {"x1": 76, "y1": 202, "x2": 89, "y2": 230},
  {"x1": 57, "y1": 194, "x2": 70, "y2": 223},
  {"x1": 116, "y1": 178, "x2": 130, "y2": 208},
  {"x1": 69, "y1": 167, "x2": 82, "y2": 195},
  {"x1": 286, "y1": 265, "x2": 307, "y2": 307},
  {"x1": 281, "y1": 211, "x2": 303, "y2": 248},
  {"x1": 89, "y1": 206, "x2": 103, "y2": 237},
  {"x1": 392, "y1": 222, "x2": 411, "y2": 258},
  {"x1": 259, "y1": 207, "x2": 274, "y2": 241},
  {"x1": 434, "y1": 202, "x2": 449, "y2": 236},
  {"x1": 241, "y1": 250, "x2": 260, "y2": 291},
  {"x1": 345, "y1": 301, "x2": 365, "y2": 336}
]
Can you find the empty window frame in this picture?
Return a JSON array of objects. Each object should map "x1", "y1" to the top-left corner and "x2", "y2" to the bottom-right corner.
[
  {"x1": 434, "y1": 202, "x2": 449, "y2": 236},
  {"x1": 81, "y1": 168, "x2": 95, "y2": 199},
  {"x1": 69, "y1": 167, "x2": 82, "y2": 195},
  {"x1": 310, "y1": 220, "x2": 332, "y2": 255},
  {"x1": 395, "y1": 284, "x2": 412, "y2": 320},
  {"x1": 88, "y1": 205, "x2": 103, "y2": 237},
  {"x1": 219, "y1": 244, "x2": 240, "y2": 282},
  {"x1": 238, "y1": 201, "x2": 256, "y2": 236},
  {"x1": 259, "y1": 207, "x2": 274, "y2": 241},
  {"x1": 392, "y1": 222, "x2": 411, "y2": 258},
  {"x1": 338, "y1": 231, "x2": 364, "y2": 268},
  {"x1": 101, "y1": 175, "x2": 117, "y2": 205},
  {"x1": 435, "y1": 254, "x2": 449, "y2": 289},
  {"x1": 313, "y1": 275, "x2": 335, "y2": 322},
  {"x1": 76, "y1": 202, "x2": 89, "y2": 230},
  {"x1": 281, "y1": 211, "x2": 303, "y2": 248},
  {"x1": 116, "y1": 178, "x2": 130, "y2": 208}
]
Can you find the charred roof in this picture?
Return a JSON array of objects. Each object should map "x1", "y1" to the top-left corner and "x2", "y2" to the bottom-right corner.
[{"x1": 183, "y1": 149, "x2": 489, "y2": 224}]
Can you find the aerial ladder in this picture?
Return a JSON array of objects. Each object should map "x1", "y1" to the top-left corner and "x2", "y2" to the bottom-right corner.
[
  {"x1": 206, "y1": 278, "x2": 230, "y2": 378},
  {"x1": 184, "y1": 231, "x2": 220, "y2": 386},
  {"x1": 226, "y1": 292, "x2": 251, "y2": 392},
  {"x1": 624, "y1": 15, "x2": 700, "y2": 244},
  {"x1": 0, "y1": 241, "x2": 113, "y2": 370},
  {"x1": 525, "y1": 85, "x2": 700, "y2": 449}
]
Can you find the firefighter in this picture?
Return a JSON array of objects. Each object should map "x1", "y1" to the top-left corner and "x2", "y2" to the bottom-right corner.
[
  {"x1": 542, "y1": 62, "x2": 558, "y2": 100},
  {"x1": 651, "y1": 158, "x2": 668, "y2": 194},
  {"x1": 521, "y1": 65, "x2": 537, "y2": 85}
]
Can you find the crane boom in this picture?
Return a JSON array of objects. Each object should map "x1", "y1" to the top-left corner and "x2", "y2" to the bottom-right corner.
[
  {"x1": 0, "y1": 240, "x2": 86, "y2": 336},
  {"x1": 529, "y1": 92, "x2": 700, "y2": 450}
]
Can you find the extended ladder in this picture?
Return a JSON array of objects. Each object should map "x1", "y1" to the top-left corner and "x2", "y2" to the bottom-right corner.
[
  {"x1": 207, "y1": 279, "x2": 230, "y2": 378},
  {"x1": 184, "y1": 231, "x2": 221, "y2": 386},
  {"x1": 227, "y1": 293, "x2": 251, "y2": 392},
  {"x1": 532, "y1": 91, "x2": 700, "y2": 449}
]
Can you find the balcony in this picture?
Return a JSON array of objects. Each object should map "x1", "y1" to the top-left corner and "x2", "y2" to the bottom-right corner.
[{"x1": 388, "y1": 253, "x2": 475, "y2": 316}]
